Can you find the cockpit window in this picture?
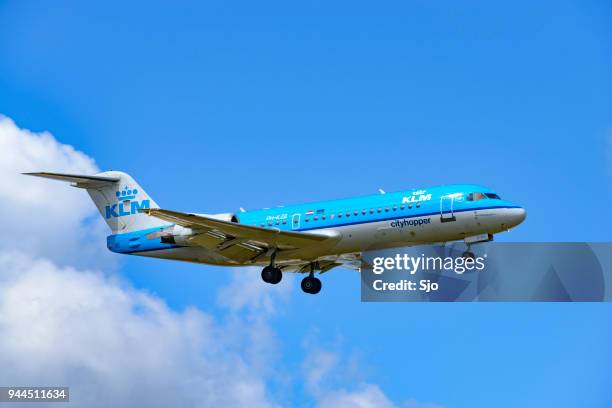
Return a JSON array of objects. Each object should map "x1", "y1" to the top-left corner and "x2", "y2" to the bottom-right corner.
[{"x1": 466, "y1": 192, "x2": 495, "y2": 201}]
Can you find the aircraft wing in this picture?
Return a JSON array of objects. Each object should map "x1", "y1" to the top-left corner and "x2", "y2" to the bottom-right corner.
[{"x1": 140, "y1": 209, "x2": 339, "y2": 261}]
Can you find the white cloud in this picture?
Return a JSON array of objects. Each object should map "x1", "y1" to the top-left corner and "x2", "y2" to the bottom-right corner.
[
  {"x1": 299, "y1": 332, "x2": 441, "y2": 408},
  {"x1": 0, "y1": 116, "x2": 280, "y2": 407},
  {"x1": 217, "y1": 267, "x2": 294, "y2": 315},
  {"x1": 0, "y1": 251, "x2": 276, "y2": 408},
  {"x1": 0, "y1": 115, "x2": 420, "y2": 408},
  {"x1": 304, "y1": 349, "x2": 340, "y2": 394},
  {"x1": 315, "y1": 384, "x2": 396, "y2": 408},
  {"x1": 0, "y1": 115, "x2": 113, "y2": 269},
  {"x1": 301, "y1": 337, "x2": 398, "y2": 408}
]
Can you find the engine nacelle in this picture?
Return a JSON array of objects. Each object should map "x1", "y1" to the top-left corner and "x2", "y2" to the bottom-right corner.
[
  {"x1": 202, "y1": 212, "x2": 240, "y2": 223},
  {"x1": 155, "y1": 213, "x2": 239, "y2": 245},
  {"x1": 156, "y1": 224, "x2": 195, "y2": 245}
]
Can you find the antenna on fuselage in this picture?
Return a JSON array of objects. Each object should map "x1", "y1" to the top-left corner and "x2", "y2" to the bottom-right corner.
[
  {"x1": 239, "y1": 207, "x2": 246, "y2": 213},
  {"x1": 378, "y1": 189, "x2": 386, "y2": 194}
]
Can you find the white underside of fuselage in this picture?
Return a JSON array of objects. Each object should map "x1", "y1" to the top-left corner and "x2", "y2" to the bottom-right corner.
[{"x1": 132, "y1": 207, "x2": 521, "y2": 271}]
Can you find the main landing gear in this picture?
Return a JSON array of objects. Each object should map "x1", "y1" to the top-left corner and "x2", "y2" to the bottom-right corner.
[
  {"x1": 260, "y1": 252, "x2": 322, "y2": 294},
  {"x1": 301, "y1": 264, "x2": 322, "y2": 295},
  {"x1": 261, "y1": 265, "x2": 282, "y2": 284},
  {"x1": 261, "y1": 251, "x2": 282, "y2": 284}
]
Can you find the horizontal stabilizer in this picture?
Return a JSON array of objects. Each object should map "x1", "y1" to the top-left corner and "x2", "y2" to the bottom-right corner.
[{"x1": 23, "y1": 172, "x2": 120, "y2": 188}]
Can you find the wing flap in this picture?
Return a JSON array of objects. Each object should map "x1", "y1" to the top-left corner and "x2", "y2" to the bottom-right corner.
[{"x1": 218, "y1": 244, "x2": 260, "y2": 263}]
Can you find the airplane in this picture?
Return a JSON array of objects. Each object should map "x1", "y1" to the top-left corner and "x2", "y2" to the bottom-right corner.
[{"x1": 24, "y1": 171, "x2": 526, "y2": 294}]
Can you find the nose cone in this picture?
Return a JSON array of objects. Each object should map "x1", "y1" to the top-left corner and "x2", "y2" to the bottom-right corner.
[{"x1": 506, "y1": 207, "x2": 527, "y2": 227}]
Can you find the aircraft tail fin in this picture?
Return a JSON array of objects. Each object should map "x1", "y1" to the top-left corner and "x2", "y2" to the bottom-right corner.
[{"x1": 24, "y1": 171, "x2": 170, "y2": 234}]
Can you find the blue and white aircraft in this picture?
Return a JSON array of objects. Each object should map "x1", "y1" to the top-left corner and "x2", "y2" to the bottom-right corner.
[{"x1": 25, "y1": 171, "x2": 526, "y2": 294}]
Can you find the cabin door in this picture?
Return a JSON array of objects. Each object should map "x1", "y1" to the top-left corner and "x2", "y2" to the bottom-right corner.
[
  {"x1": 291, "y1": 213, "x2": 301, "y2": 230},
  {"x1": 440, "y1": 195, "x2": 456, "y2": 223}
]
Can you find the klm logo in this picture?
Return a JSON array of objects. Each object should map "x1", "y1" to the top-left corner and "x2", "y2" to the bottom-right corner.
[
  {"x1": 105, "y1": 200, "x2": 150, "y2": 218},
  {"x1": 105, "y1": 186, "x2": 150, "y2": 219},
  {"x1": 402, "y1": 190, "x2": 432, "y2": 204}
]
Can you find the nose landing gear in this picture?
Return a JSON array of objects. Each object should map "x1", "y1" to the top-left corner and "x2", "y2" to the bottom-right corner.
[
  {"x1": 301, "y1": 263, "x2": 322, "y2": 295},
  {"x1": 462, "y1": 248, "x2": 476, "y2": 259},
  {"x1": 462, "y1": 233, "x2": 493, "y2": 259}
]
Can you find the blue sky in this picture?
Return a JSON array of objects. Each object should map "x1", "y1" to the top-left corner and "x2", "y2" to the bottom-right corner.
[{"x1": 1, "y1": 1, "x2": 611, "y2": 406}]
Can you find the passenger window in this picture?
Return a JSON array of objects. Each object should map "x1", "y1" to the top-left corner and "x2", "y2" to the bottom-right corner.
[
  {"x1": 330, "y1": 214, "x2": 334, "y2": 219},
  {"x1": 392, "y1": 206, "x2": 397, "y2": 211},
  {"x1": 346, "y1": 212, "x2": 351, "y2": 217},
  {"x1": 370, "y1": 208, "x2": 374, "y2": 214},
  {"x1": 400, "y1": 205, "x2": 405, "y2": 210},
  {"x1": 416, "y1": 202, "x2": 420, "y2": 208},
  {"x1": 354, "y1": 210, "x2": 358, "y2": 216},
  {"x1": 314, "y1": 216, "x2": 318, "y2": 220},
  {"x1": 408, "y1": 203, "x2": 412, "y2": 209},
  {"x1": 377, "y1": 208, "x2": 382, "y2": 213},
  {"x1": 322, "y1": 215, "x2": 326, "y2": 220},
  {"x1": 362, "y1": 209, "x2": 366, "y2": 215},
  {"x1": 338, "y1": 212, "x2": 343, "y2": 218}
]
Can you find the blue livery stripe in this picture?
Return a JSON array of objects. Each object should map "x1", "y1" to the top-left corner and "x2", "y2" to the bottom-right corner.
[{"x1": 295, "y1": 205, "x2": 519, "y2": 231}]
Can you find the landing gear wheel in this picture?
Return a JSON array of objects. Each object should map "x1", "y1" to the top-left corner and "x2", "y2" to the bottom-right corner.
[
  {"x1": 462, "y1": 251, "x2": 476, "y2": 260},
  {"x1": 312, "y1": 277, "x2": 322, "y2": 294},
  {"x1": 301, "y1": 276, "x2": 322, "y2": 294},
  {"x1": 261, "y1": 265, "x2": 282, "y2": 284}
]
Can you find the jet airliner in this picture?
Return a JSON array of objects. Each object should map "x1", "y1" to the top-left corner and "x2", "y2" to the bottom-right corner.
[{"x1": 25, "y1": 171, "x2": 526, "y2": 294}]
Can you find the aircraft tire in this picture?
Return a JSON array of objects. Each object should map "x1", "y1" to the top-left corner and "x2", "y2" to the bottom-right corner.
[
  {"x1": 462, "y1": 251, "x2": 476, "y2": 260},
  {"x1": 261, "y1": 266, "x2": 282, "y2": 284},
  {"x1": 301, "y1": 276, "x2": 322, "y2": 294}
]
